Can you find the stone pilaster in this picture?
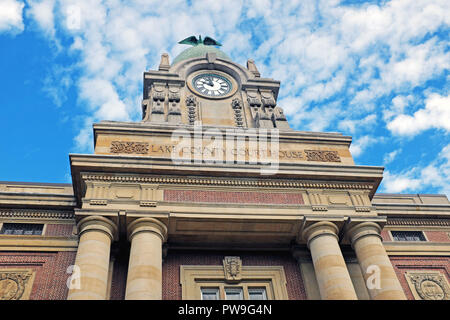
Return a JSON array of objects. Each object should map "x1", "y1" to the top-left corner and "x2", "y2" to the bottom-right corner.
[
  {"x1": 347, "y1": 222, "x2": 406, "y2": 300},
  {"x1": 67, "y1": 216, "x2": 117, "y2": 300},
  {"x1": 125, "y1": 217, "x2": 168, "y2": 300},
  {"x1": 303, "y1": 221, "x2": 357, "y2": 300}
]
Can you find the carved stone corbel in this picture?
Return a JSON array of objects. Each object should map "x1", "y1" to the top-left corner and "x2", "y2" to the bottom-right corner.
[
  {"x1": 150, "y1": 83, "x2": 166, "y2": 122},
  {"x1": 231, "y1": 98, "x2": 245, "y2": 128},
  {"x1": 272, "y1": 106, "x2": 291, "y2": 129},
  {"x1": 185, "y1": 95, "x2": 198, "y2": 125},
  {"x1": 258, "y1": 90, "x2": 276, "y2": 128},
  {"x1": 168, "y1": 85, "x2": 182, "y2": 124}
]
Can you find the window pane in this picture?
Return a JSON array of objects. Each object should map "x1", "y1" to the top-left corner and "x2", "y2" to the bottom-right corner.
[
  {"x1": 201, "y1": 288, "x2": 219, "y2": 300},
  {"x1": 392, "y1": 231, "x2": 425, "y2": 242},
  {"x1": 225, "y1": 288, "x2": 243, "y2": 300},
  {"x1": 248, "y1": 288, "x2": 267, "y2": 300},
  {"x1": 0, "y1": 223, "x2": 43, "y2": 236}
]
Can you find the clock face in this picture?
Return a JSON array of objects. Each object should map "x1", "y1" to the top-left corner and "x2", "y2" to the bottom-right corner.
[{"x1": 192, "y1": 73, "x2": 232, "y2": 97}]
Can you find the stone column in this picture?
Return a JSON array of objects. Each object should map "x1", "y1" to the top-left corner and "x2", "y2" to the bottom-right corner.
[
  {"x1": 67, "y1": 216, "x2": 117, "y2": 300},
  {"x1": 303, "y1": 221, "x2": 357, "y2": 300},
  {"x1": 125, "y1": 217, "x2": 167, "y2": 300},
  {"x1": 347, "y1": 222, "x2": 406, "y2": 300}
]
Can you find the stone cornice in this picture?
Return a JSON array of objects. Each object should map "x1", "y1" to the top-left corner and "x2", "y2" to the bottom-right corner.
[
  {"x1": 0, "y1": 193, "x2": 76, "y2": 210},
  {"x1": 386, "y1": 217, "x2": 450, "y2": 227},
  {"x1": 70, "y1": 154, "x2": 383, "y2": 184},
  {"x1": 374, "y1": 203, "x2": 450, "y2": 218},
  {"x1": 80, "y1": 172, "x2": 374, "y2": 190},
  {"x1": 0, "y1": 209, "x2": 75, "y2": 220},
  {"x1": 93, "y1": 121, "x2": 353, "y2": 146}
]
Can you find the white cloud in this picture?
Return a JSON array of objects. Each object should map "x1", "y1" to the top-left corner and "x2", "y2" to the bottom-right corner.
[
  {"x1": 381, "y1": 143, "x2": 450, "y2": 195},
  {"x1": 26, "y1": 0, "x2": 55, "y2": 37},
  {"x1": 383, "y1": 149, "x2": 400, "y2": 165},
  {"x1": 387, "y1": 93, "x2": 450, "y2": 136},
  {"x1": 338, "y1": 114, "x2": 377, "y2": 134},
  {"x1": 349, "y1": 135, "x2": 379, "y2": 158},
  {"x1": 382, "y1": 170, "x2": 422, "y2": 193},
  {"x1": 0, "y1": 0, "x2": 24, "y2": 34}
]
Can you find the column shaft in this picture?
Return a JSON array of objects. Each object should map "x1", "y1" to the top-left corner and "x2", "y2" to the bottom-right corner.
[
  {"x1": 67, "y1": 216, "x2": 117, "y2": 300},
  {"x1": 125, "y1": 218, "x2": 167, "y2": 300},
  {"x1": 348, "y1": 222, "x2": 406, "y2": 300},
  {"x1": 304, "y1": 221, "x2": 357, "y2": 300}
]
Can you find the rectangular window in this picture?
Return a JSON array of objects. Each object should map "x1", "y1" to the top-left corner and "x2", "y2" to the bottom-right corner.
[
  {"x1": 201, "y1": 288, "x2": 219, "y2": 300},
  {"x1": 248, "y1": 287, "x2": 267, "y2": 300},
  {"x1": 225, "y1": 287, "x2": 244, "y2": 300},
  {"x1": 391, "y1": 231, "x2": 426, "y2": 241},
  {"x1": 0, "y1": 223, "x2": 43, "y2": 235}
]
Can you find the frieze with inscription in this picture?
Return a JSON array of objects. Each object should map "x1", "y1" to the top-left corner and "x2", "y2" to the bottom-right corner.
[{"x1": 108, "y1": 141, "x2": 342, "y2": 162}]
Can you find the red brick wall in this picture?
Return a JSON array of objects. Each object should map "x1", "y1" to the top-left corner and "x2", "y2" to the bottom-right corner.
[
  {"x1": 0, "y1": 251, "x2": 76, "y2": 300},
  {"x1": 164, "y1": 190, "x2": 304, "y2": 205},
  {"x1": 109, "y1": 248, "x2": 129, "y2": 300},
  {"x1": 380, "y1": 230, "x2": 391, "y2": 241},
  {"x1": 424, "y1": 231, "x2": 450, "y2": 242},
  {"x1": 389, "y1": 256, "x2": 450, "y2": 300},
  {"x1": 45, "y1": 224, "x2": 74, "y2": 237},
  {"x1": 162, "y1": 250, "x2": 306, "y2": 300}
]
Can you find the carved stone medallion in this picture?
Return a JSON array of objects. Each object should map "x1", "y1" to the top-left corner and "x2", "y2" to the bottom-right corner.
[
  {"x1": 223, "y1": 256, "x2": 242, "y2": 283},
  {"x1": 405, "y1": 271, "x2": 450, "y2": 300},
  {"x1": 0, "y1": 270, "x2": 34, "y2": 300}
]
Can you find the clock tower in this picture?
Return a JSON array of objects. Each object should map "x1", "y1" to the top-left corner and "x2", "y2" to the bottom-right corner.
[{"x1": 141, "y1": 36, "x2": 291, "y2": 130}]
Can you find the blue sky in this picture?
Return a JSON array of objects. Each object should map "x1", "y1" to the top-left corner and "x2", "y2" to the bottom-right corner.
[{"x1": 0, "y1": 0, "x2": 449, "y2": 197}]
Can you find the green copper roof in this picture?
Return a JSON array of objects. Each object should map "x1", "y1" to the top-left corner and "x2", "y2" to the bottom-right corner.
[{"x1": 172, "y1": 44, "x2": 231, "y2": 65}]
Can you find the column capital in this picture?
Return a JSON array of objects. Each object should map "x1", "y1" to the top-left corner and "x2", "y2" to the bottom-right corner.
[
  {"x1": 77, "y1": 215, "x2": 118, "y2": 242},
  {"x1": 302, "y1": 221, "x2": 339, "y2": 248},
  {"x1": 346, "y1": 221, "x2": 383, "y2": 246},
  {"x1": 127, "y1": 217, "x2": 168, "y2": 243}
]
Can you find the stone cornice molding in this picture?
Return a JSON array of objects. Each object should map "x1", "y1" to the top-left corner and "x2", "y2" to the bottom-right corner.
[
  {"x1": 92, "y1": 121, "x2": 353, "y2": 145},
  {"x1": 0, "y1": 209, "x2": 75, "y2": 220},
  {"x1": 386, "y1": 218, "x2": 450, "y2": 227},
  {"x1": 80, "y1": 173, "x2": 374, "y2": 191}
]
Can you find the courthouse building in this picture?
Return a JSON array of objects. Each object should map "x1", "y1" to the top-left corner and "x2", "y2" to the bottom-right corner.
[{"x1": 0, "y1": 38, "x2": 449, "y2": 300}]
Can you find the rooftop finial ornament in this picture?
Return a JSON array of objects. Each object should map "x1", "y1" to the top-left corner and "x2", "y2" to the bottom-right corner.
[{"x1": 178, "y1": 35, "x2": 222, "y2": 47}]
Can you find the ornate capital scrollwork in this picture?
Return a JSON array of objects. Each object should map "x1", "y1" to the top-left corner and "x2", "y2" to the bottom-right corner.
[
  {"x1": 305, "y1": 150, "x2": 341, "y2": 162},
  {"x1": 110, "y1": 141, "x2": 149, "y2": 154}
]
